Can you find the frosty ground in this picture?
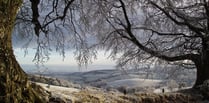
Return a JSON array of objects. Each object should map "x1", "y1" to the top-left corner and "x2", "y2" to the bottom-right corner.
[
  {"x1": 28, "y1": 68, "x2": 209, "y2": 102},
  {"x1": 40, "y1": 68, "x2": 195, "y2": 93}
]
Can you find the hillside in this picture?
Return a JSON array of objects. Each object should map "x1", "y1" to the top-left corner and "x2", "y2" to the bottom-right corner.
[
  {"x1": 34, "y1": 82, "x2": 208, "y2": 103},
  {"x1": 29, "y1": 74, "x2": 209, "y2": 103},
  {"x1": 41, "y1": 68, "x2": 195, "y2": 94}
]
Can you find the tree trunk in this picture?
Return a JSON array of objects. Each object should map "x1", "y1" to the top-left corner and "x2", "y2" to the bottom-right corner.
[
  {"x1": 194, "y1": 60, "x2": 209, "y2": 87},
  {"x1": 193, "y1": 40, "x2": 209, "y2": 87},
  {"x1": 0, "y1": 1, "x2": 46, "y2": 102}
]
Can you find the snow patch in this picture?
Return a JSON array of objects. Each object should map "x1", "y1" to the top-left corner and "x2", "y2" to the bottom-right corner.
[
  {"x1": 107, "y1": 78, "x2": 162, "y2": 88},
  {"x1": 36, "y1": 82, "x2": 80, "y2": 93}
]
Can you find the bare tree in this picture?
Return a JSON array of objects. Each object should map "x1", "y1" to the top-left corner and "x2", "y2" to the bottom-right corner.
[
  {"x1": 75, "y1": 0, "x2": 209, "y2": 87},
  {"x1": 1, "y1": 0, "x2": 209, "y2": 102},
  {"x1": 0, "y1": 0, "x2": 83, "y2": 102},
  {"x1": 15, "y1": 0, "x2": 97, "y2": 66}
]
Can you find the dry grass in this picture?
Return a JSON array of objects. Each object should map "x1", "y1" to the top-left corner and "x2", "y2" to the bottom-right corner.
[{"x1": 68, "y1": 89, "x2": 207, "y2": 103}]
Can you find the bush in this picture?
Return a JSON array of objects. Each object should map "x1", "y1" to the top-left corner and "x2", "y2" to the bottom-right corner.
[{"x1": 117, "y1": 86, "x2": 127, "y2": 94}]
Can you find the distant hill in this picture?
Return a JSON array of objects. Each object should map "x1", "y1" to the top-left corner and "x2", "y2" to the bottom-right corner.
[{"x1": 29, "y1": 73, "x2": 209, "y2": 103}]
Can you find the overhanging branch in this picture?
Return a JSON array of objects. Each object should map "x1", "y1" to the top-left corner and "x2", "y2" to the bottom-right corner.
[
  {"x1": 30, "y1": 0, "x2": 41, "y2": 36},
  {"x1": 133, "y1": 27, "x2": 201, "y2": 38},
  {"x1": 117, "y1": 0, "x2": 200, "y2": 62},
  {"x1": 30, "y1": 0, "x2": 75, "y2": 36},
  {"x1": 149, "y1": 1, "x2": 204, "y2": 37}
]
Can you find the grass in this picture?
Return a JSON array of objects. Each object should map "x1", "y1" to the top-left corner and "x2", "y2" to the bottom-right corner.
[{"x1": 69, "y1": 89, "x2": 207, "y2": 103}]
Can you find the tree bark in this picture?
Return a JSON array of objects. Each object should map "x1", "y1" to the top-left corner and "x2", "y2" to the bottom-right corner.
[
  {"x1": 0, "y1": 0, "x2": 46, "y2": 102},
  {"x1": 193, "y1": 40, "x2": 209, "y2": 87}
]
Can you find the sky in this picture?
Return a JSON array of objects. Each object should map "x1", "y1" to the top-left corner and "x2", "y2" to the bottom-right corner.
[
  {"x1": 14, "y1": 47, "x2": 116, "y2": 72},
  {"x1": 12, "y1": 23, "x2": 116, "y2": 72},
  {"x1": 12, "y1": 0, "x2": 119, "y2": 72},
  {"x1": 14, "y1": 48, "x2": 115, "y2": 65}
]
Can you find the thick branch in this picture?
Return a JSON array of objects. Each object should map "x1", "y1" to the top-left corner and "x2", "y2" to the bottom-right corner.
[
  {"x1": 130, "y1": 33, "x2": 199, "y2": 62},
  {"x1": 119, "y1": 0, "x2": 131, "y2": 30},
  {"x1": 171, "y1": 9, "x2": 205, "y2": 34},
  {"x1": 30, "y1": 0, "x2": 41, "y2": 36},
  {"x1": 106, "y1": 19, "x2": 132, "y2": 41},
  {"x1": 42, "y1": 0, "x2": 75, "y2": 28},
  {"x1": 149, "y1": 1, "x2": 204, "y2": 37},
  {"x1": 30, "y1": 0, "x2": 75, "y2": 36},
  {"x1": 133, "y1": 27, "x2": 201, "y2": 38},
  {"x1": 203, "y1": 0, "x2": 209, "y2": 31},
  {"x1": 118, "y1": 0, "x2": 200, "y2": 62}
]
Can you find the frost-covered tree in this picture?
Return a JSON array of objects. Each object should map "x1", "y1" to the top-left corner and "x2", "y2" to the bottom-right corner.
[
  {"x1": 0, "y1": 0, "x2": 42, "y2": 102},
  {"x1": 76, "y1": 0, "x2": 209, "y2": 88},
  {"x1": 0, "y1": 0, "x2": 79, "y2": 102},
  {"x1": 1, "y1": 0, "x2": 209, "y2": 102}
]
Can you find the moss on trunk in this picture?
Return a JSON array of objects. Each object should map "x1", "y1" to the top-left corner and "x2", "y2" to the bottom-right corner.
[{"x1": 0, "y1": 0, "x2": 47, "y2": 102}]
